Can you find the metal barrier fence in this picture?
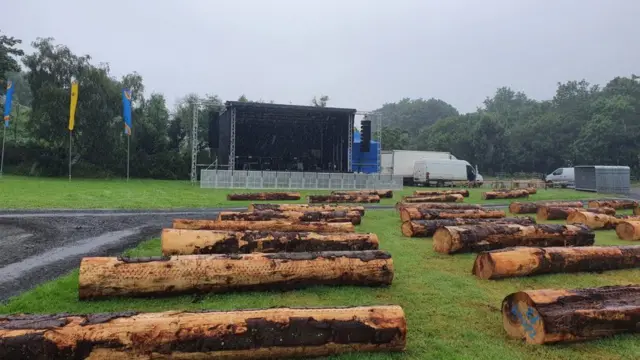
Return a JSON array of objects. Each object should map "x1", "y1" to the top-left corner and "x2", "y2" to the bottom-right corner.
[{"x1": 200, "y1": 170, "x2": 404, "y2": 190}]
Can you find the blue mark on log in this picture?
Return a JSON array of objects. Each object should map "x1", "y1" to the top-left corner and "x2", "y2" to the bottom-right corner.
[{"x1": 511, "y1": 305, "x2": 540, "y2": 339}]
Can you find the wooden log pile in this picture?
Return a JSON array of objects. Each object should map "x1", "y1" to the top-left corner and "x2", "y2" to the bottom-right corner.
[
  {"x1": 587, "y1": 199, "x2": 639, "y2": 210},
  {"x1": 0, "y1": 306, "x2": 407, "y2": 358},
  {"x1": 502, "y1": 285, "x2": 640, "y2": 344},
  {"x1": 308, "y1": 194, "x2": 381, "y2": 204},
  {"x1": 249, "y1": 203, "x2": 365, "y2": 215},
  {"x1": 509, "y1": 201, "x2": 583, "y2": 214},
  {"x1": 482, "y1": 189, "x2": 529, "y2": 200},
  {"x1": 78, "y1": 251, "x2": 394, "y2": 299},
  {"x1": 218, "y1": 209, "x2": 362, "y2": 225},
  {"x1": 401, "y1": 194, "x2": 464, "y2": 203},
  {"x1": 400, "y1": 217, "x2": 535, "y2": 238},
  {"x1": 331, "y1": 190, "x2": 393, "y2": 198},
  {"x1": 227, "y1": 192, "x2": 301, "y2": 201},
  {"x1": 473, "y1": 245, "x2": 640, "y2": 279},
  {"x1": 162, "y1": 229, "x2": 379, "y2": 255},
  {"x1": 413, "y1": 189, "x2": 470, "y2": 197},
  {"x1": 536, "y1": 206, "x2": 615, "y2": 221},
  {"x1": 173, "y1": 219, "x2": 355, "y2": 233},
  {"x1": 566, "y1": 212, "x2": 640, "y2": 230},
  {"x1": 615, "y1": 220, "x2": 640, "y2": 241},
  {"x1": 432, "y1": 223, "x2": 594, "y2": 254},
  {"x1": 400, "y1": 208, "x2": 505, "y2": 222}
]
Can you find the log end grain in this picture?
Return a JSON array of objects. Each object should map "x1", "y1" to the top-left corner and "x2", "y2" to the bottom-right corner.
[
  {"x1": 615, "y1": 221, "x2": 640, "y2": 241},
  {"x1": 508, "y1": 202, "x2": 523, "y2": 214},
  {"x1": 401, "y1": 221, "x2": 414, "y2": 237},
  {"x1": 472, "y1": 251, "x2": 497, "y2": 280},
  {"x1": 399, "y1": 208, "x2": 411, "y2": 223},
  {"x1": 432, "y1": 227, "x2": 457, "y2": 254},
  {"x1": 501, "y1": 291, "x2": 548, "y2": 344},
  {"x1": 634, "y1": 207, "x2": 640, "y2": 216}
]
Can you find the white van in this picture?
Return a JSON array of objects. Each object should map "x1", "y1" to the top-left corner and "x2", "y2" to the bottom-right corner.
[
  {"x1": 545, "y1": 167, "x2": 575, "y2": 187},
  {"x1": 413, "y1": 159, "x2": 483, "y2": 186}
]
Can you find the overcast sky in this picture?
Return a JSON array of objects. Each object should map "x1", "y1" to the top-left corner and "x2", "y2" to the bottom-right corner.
[{"x1": 5, "y1": 0, "x2": 639, "y2": 113}]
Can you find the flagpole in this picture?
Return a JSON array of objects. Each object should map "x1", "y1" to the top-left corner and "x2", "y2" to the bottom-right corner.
[
  {"x1": 0, "y1": 126, "x2": 5, "y2": 178},
  {"x1": 126, "y1": 134, "x2": 130, "y2": 181},
  {"x1": 68, "y1": 130, "x2": 72, "y2": 181}
]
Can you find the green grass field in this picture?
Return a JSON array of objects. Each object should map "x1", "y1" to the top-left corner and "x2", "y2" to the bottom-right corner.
[
  {"x1": 1, "y1": 191, "x2": 639, "y2": 359},
  {"x1": 0, "y1": 175, "x2": 602, "y2": 209}
]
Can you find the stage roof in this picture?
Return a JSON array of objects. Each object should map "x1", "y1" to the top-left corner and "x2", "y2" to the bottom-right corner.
[{"x1": 224, "y1": 101, "x2": 357, "y2": 115}]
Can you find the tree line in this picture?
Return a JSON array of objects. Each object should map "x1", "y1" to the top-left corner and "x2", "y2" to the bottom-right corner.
[
  {"x1": 2, "y1": 30, "x2": 639, "y2": 179},
  {"x1": 377, "y1": 76, "x2": 640, "y2": 176}
]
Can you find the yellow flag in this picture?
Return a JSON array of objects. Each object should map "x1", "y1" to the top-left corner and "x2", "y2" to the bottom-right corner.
[{"x1": 68, "y1": 81, "x2": 79, "y2": 131}]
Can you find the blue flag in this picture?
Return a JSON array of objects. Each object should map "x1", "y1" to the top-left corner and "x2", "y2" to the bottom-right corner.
[
  {"x1": 3, "y1": 81, "x2": 14, "y2": 128},
  {"x1": 122, "y1": 88, "x2": 132, "y2": 135}
]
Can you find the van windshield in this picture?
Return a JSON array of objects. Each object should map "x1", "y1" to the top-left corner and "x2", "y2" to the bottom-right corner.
[
  {"x1": 466, "y1": 165, "x2": 476, "y2": 181},
  {"x1": 552, "y1": 168, "x2": 563, "y2": 175}
]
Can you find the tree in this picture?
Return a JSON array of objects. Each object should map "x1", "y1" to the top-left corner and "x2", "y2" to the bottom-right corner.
[
  {"x1": 312, "y1": 95, "x2": 329, "y2": 107},
  {"x1": 0, "y1": 31, "x2": 24, "y2": 85},
  {"x1": 238, "y1": 94, "x2": 248, "y2": 102}
]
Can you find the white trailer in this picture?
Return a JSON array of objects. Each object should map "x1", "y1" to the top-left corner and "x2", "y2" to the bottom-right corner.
[
  {"x1": 389, "y1": 150, "x2": 457, "y2": 183},
  {"x1": 413, "y1": 159, "x2": 483, "y2": 186}
]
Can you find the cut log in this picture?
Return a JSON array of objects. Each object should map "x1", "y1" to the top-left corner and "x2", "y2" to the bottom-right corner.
[
  {"x1": 395, "y1": 202, "x2": 483, "y2": 210},
  {"x1": 217, "y1": 210, "x2": 362, "y2": 225},
  {"x1": 523, "y1": 187, "x2": 537, "y2": 194},
  {"x1": 635, "y1": 207, "x2": 640, "y2": 216},
  {"x1": 401, "y1": 194, "x2": 464, "y2": 203},
  {"x1": 508, "y1": 201, "x2": 583, "y2": 214},
  {"x1": 502, "y1": 285, "x2": 640, "y2": 344},
  {"x1": 413, "y1": 189, "x2": 470, "y2": 197},
  {"x1": 227, "y1": 192, "x2": 301, "y2": 201},
  {"x1": 173, "y1": 219, "x2": 355, "y2": 233},
  {"x1": 473, "y1": 245, "x2": 640, "y2": 280},
  {"x1": 331, "y1": 190, "x2": 393, "y2": 198},
  {"x1": 566, "y1": 212, "x2": 640, "y2": 230},
  {"x1": 400, "y1": 217, "x2": 536, "y2": 237},
  {"x1": 161, "y1": 229, "x2": 379, "y2": 255},
  {"x1": 615, "y1": 220, "x2": 640, "y2": 241},
  {"x1": 536, "y1": 206, "x2": 616, "y2": 221},
  {"x1": 482, "y1": 190, "x2": 529, "y2": 200},
  {"x1": 78, "y1": 251, "x2": 393, "y2": 299},
  {"x1": 399, "y1": 208, "x2": 505, "y2": 222},
  {"x1": 308, "y1": 194, "x2": 380, "y2": 204},
  {"x1": 433, "y1": 224, "x2": 594, "y2": 254},
  {"x1": 249, "y1": 203, "x2": 365, "y2": 216},
  {"x1": 0, "y1": 305, "x2": 407, "y2": 359},
  {"x1": 587, "y1": 199, "x2": 639, "y2": 210}
]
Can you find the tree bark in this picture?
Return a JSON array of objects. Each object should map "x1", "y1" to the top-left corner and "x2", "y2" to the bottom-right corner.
[
  {"x1": 615, "y1": 220, "x2": 640, "y2": 241},
  {"x1": 395, "y1": 202, "x2": 483, "y2": 211},
  {"x1": 227, "y1": 192, "x2": 301, "y2": 201},
  {"x1": 566, "y1": 212, "x2": 640, "y2": 230},
  {"x1": 509, "y1": 201, "x2": 583, "y2": 214},
  {"x1": 249, "y1": 203, "x2": 365, "y2": 216},
  {"x1": 399, "y1": 208, "x2": 505, "y2": 222},
  {"x1": 217, "y1": 210, "x2": 362, "y2": 225},
  {"x1": 502, "y1": 285, "x2": 640, "y2": 344},
  {"x1": 331, "y1": 190, "x2": 393, "y2": 198},
  {"x1": 78, "y1": 251, "x2": 394, "y2": 300},
  {"x1": 536, "y1": 206, "x2": 615, "y2": 221},
  {"x1": 413, "y1": 189, "x2": 470, "y2": 197},
  {"x1": 482, "y1": 190, "x2": 529, "y2": 200},
  {"x1": 587, "y1": 199, "x2": 639, "y2": 210},
  {"x1": 401, "y1": 194, "x2": 464, "y2": 203},
  {"x1": 308, "y1": 195, "x2": 380, "y2": 204},
  {"x1": 473, "y1": 245, "x2": 640, "y2": 280},
  {"x1": 173, "y1": 219, "x2": 355, "y2": 233},
  {"x1": 161, "y1": 229, "x2": 379, "y2": 255},
  {"x1": 523, "y1": 187, "x2": 537, "y2": 194},
  {"x1": 0, "y1": 305, "x2": 407, "y2": 359},
  {"x1": 432, "y1": 224, "x2": 594, "y2": 254},
  {"x1": 400, "y1": 217, "x2": 535, "y2": 237}
]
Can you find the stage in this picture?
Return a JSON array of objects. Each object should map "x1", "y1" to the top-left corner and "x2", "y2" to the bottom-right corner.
[{"x1": 215, "y1": 102, "x2": 356, "y2": 172}]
